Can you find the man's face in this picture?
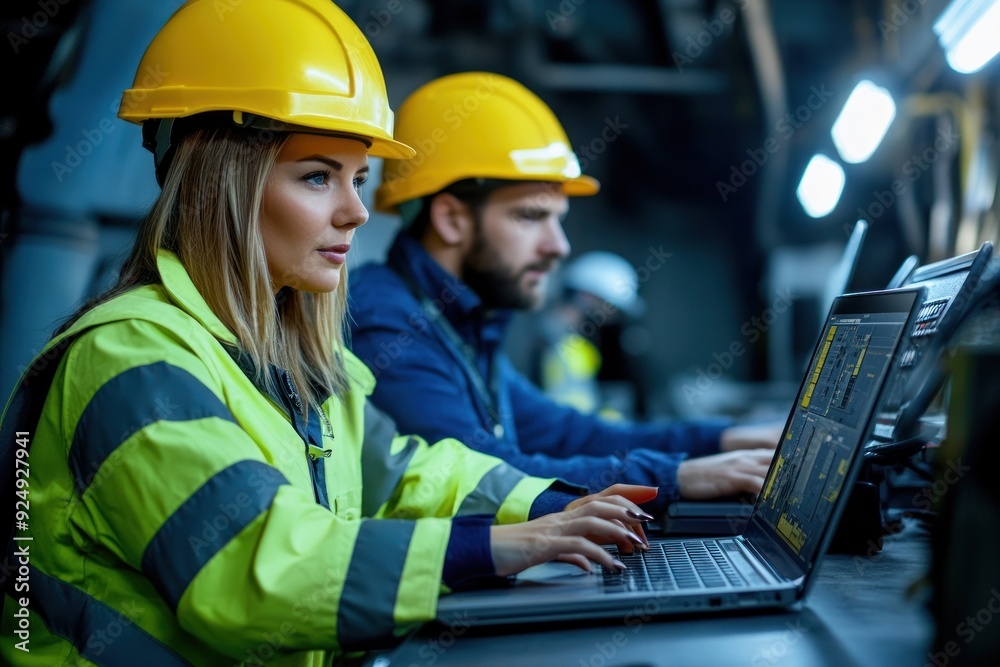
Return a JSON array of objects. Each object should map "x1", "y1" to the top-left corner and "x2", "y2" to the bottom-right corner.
[{"x1": 461, "y1": 182, "x2": 571, "y2": 311}]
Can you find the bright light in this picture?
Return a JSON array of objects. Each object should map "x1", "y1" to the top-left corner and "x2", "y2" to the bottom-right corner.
[
  {"x1": 796, "y1": 154, "x2": 845, "y2": 218},
  {"x1": 934, "y1": 0, "x2": 1000, "y2": 74},
  {"x1": 831, "y1": 80, "x2": 896, "y2": 164}
]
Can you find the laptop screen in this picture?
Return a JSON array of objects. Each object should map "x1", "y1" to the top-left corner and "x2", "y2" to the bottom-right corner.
[{"x1": 752, "y1": 290, "x2": 919, "y2": 570}]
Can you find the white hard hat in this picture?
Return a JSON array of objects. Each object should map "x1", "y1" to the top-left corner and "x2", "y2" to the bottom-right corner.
[{"x1": 562, "y1": 252, "x2": 645, "y2": 316}]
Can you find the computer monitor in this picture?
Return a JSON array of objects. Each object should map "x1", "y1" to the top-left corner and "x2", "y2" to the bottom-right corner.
[{"x1": 873, "y1": 242, "x2": 994, "y2": 443}]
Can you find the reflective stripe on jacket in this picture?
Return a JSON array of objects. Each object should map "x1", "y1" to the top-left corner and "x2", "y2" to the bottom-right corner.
[{"x1": 0, "y1": 250, "x2": 551, "y2": 666}]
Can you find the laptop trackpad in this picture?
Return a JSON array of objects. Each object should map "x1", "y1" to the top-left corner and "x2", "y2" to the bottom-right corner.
[{"x1": 516, "y1": 562, "x2": 593, "y2": 583}]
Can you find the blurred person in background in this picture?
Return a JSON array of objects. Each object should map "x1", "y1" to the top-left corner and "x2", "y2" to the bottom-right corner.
[{"x1": 530, "y1": 251, "x2": 649, "y2": 420}]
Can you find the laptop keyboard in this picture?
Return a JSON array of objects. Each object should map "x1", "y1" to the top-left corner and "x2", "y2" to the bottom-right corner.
[{"x1": 601, "y1": 540, "x2": 763, "y2": 592}]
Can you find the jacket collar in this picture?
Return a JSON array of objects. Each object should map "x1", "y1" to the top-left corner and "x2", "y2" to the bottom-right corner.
[
  {"x1": 156, "y1": 249, "x2": 335, "y2": 406},
  {"x1": 156, "y1": 249, "x2": 238, "y2": 345},
  {"x1": 386, "y1": 233, "x2": 515, "y2": 335},
  {"x1": 387, "y1": 233, "x2": 482, "y2": 321}
]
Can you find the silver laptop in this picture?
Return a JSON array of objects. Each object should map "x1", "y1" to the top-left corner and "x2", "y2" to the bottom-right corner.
[{"x1": 437, "y1": 288, "x2": 922, "y2": 625}]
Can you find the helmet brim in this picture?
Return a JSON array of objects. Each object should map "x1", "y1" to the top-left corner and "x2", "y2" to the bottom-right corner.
[
  {"x1": 562, "y1": 175, "x2": 600, "y2": 197},
  {"x1": 374, "y1": 172, "x2": 600, "y2": 214},
  {"x1": 368, "y1": 136, "x2": 417, "y2": 160}
]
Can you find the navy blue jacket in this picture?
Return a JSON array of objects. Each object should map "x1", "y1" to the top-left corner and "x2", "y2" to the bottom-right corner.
[{"x1": 349, "y1": 234, "x2": 730, "y2": 510}]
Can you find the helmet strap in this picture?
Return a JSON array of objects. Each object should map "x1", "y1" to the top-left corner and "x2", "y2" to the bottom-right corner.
[{"x1": 142, "y1": 118, "x2": 177, "y2": 187}]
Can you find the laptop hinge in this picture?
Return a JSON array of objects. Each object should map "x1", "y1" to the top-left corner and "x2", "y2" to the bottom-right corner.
[{"x1": 736, "y1": 535, "x2": 793, "y2": 584}]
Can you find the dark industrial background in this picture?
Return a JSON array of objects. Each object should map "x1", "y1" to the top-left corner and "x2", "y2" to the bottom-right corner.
[{"x1": 2, "y1": 0, "x2": 997, "y2": 420}]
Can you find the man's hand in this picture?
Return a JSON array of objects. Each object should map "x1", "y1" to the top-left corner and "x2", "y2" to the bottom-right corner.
[
  {"x1": 719, "y1": 423, "x2": 784, "y2": 452},
  {"x1": 677, "y1": 449, "x2": 775, "y2": 499}
]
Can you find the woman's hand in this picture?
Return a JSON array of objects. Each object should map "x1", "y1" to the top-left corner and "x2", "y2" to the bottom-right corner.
[
  {"x1": 490, "y1": 485, "x2": 658, "y2": 576},
  {"x1": 564, "y1": 483, "x2": 657, "y2": 550}
]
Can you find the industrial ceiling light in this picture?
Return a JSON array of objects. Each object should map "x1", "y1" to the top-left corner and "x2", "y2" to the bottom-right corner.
[
  {"x1": 796, "y1": 154, "x2": 845, "y2": 218},
  {"x1": 934, "y1": 0, "x2": 1000, "y2": 74},
  {"x1": 831, "y1": 80, "x2": 897, "y2": 164}
]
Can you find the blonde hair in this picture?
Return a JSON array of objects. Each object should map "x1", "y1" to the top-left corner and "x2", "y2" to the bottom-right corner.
[{"x1": 65, "y1": 125, "x2": 350, "y2": 408}]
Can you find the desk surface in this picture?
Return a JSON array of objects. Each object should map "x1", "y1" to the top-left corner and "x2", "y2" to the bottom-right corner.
[{"x1": 375, "y1": 522, "x2": 933, "y2": 667}]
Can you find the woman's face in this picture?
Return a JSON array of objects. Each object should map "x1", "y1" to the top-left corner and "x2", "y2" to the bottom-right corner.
[{"x1": 260, "y1": 134, "x2": 369, "y2": 294}]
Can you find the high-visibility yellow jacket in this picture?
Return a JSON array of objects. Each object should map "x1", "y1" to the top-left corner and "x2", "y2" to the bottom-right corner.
[
  {"x1": 0, "y1": 250, "x2": 554, "y2": 666},
  {"x1": 541, "y1": 332, "x2": 604, "y2": 414}
]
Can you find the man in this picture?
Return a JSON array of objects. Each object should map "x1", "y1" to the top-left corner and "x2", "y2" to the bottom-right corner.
[{"x1": 350, "y1": 72, "x2": 777, "y2": 511}]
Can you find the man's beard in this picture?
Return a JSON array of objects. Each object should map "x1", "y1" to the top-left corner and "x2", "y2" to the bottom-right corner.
[{"x1": 462, "y1": 233, "x2": 553, "y2": 311}]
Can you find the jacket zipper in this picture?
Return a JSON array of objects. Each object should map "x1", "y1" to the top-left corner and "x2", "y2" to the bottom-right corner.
[{"x1": 280, "y1": 370, "x2": 331, "y2": 509}]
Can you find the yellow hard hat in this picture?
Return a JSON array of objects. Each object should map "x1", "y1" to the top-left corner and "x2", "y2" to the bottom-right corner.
[
  {"x1": 375, "y1": 72, "x2": 599, "y2": 213},
  {"x1": 118, "y1": 0, "x2": 414, "y2": 160}
]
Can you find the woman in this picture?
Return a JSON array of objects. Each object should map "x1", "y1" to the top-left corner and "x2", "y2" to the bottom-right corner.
[{"x1": 0, "y1": 1, "x2": 655, "y2": 664}]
